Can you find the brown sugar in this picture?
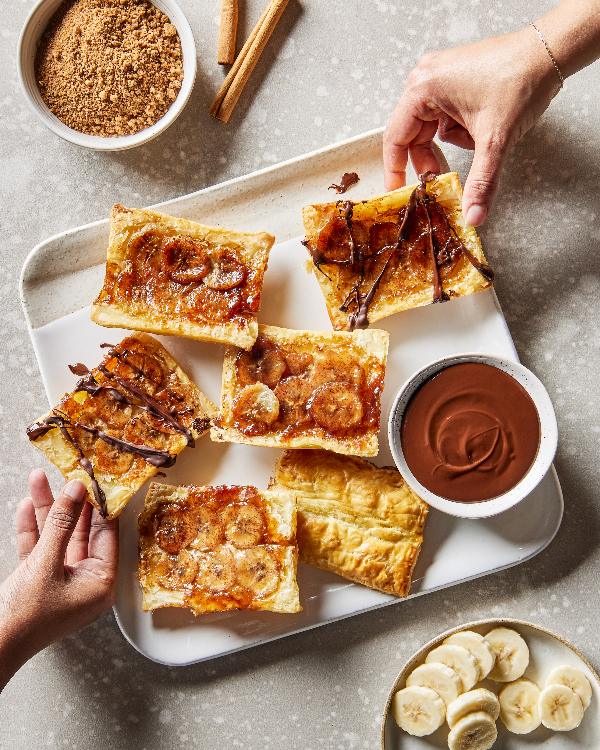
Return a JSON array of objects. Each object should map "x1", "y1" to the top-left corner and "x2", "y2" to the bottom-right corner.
[{"x1": 35, "y1": 0, "x2": 184, "y2": 137}]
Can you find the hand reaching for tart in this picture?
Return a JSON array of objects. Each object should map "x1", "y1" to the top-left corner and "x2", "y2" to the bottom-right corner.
[{"x1": 0, "y1": 470, "x2": 118, "y2": 693}]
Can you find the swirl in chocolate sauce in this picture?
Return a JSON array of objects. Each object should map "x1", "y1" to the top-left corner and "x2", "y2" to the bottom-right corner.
[{"x1": 400, "y1": 363, "x2": 540, "y2": 502}]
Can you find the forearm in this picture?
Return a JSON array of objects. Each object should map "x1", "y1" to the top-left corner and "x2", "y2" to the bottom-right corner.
[
  {"x1": 0, "y1": 614, "x2": 37, "y2": 693},
  {"x1": 535, "y1": 0, "x2": 600, "y2": 78}
]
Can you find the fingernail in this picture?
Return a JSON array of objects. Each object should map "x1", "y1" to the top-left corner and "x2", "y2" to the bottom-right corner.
[
  {"x1": 465, "y1": 204, "x2": 488, "y2": 227},
  {"x1": 63, "y1": 480, "x2": 87, "y2": 501}
]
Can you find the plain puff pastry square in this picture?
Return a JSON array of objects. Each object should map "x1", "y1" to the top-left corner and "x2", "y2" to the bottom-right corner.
[
  {"x1": 302, "y1": 172, "x2": 493, "y2": 331},
  {"x1": 91, "y1": 205, "x2": 275, "y2": 350},
  {"x1": 210, "y1": 324, "x2": 389, "y2": 457},
  {"x1": 270, "y1": 449, "x2": 428, "y2": 597},
  {"x1": 138, "y1": 482, "x2": 301, "y2": 615},
  {"x1": 26, "y1": 334, "x2": 216, "y2": 519}
]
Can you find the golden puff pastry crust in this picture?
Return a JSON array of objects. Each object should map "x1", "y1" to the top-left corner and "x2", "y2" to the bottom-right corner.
[
  {"x1": 211, "y1": 324, "x2": 389, "y2": 457},
  {"x1": 138, "y1": 482, "x2": 301, "y2": 615},
  {"x1": 26, "y1": 334, "x2": 216, "y2": 519},
  {"x1": 91, "y1": 205, "x2": 275, "y2": 350},
  {"x1": 270, "y1": 449, "x2": 428, "y2": 597},
  {"x1": 302, "y1": 172, "x2": 493, "y2": 331}
]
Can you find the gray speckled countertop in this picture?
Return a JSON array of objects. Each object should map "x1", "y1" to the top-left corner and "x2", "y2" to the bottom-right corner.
[{"x1": 1, "y1": 1, "x2": 599, "y2": 748}]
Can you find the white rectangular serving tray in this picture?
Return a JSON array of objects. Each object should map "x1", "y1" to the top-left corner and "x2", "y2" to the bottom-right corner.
[{"x1": 21, "y1": 128, "x2": 563, "y2": 666}]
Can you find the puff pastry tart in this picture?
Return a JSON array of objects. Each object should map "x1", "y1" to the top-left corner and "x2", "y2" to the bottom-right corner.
[
  {"x1": 211, "y1": 324, "x2": 389, "y2": 457},
  {"x1": 270, "y1": 449, "x2": 428, "y2": 597},
  {"x1": 302, "y1": 172, "x2": 494, "y2": 331},
  {"x1": 138, "y1": 482, "x2": 300, "y2": 614},
  {"x1": 26, "y1": 334, "x2": 216, "y2": 519},
  {"x1": 90, "y1": 205, "x2": 275, "y2": 350}
]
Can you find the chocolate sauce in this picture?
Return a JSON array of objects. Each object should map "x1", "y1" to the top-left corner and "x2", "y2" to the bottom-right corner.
[
  {"x1": 307, "y1": 173, "x2": 494, "y2": 330},
  {"x1": 400, "y1": 363, "x2": 540, "y2": 502},
  {"x1": 329, "y1": 172, "x2": 360, "y2": 194}
]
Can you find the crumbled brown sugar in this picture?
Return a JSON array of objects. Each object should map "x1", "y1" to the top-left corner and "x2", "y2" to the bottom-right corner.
[{"x1": 35, "y1": 0, "x2": 184, "y2": 137}]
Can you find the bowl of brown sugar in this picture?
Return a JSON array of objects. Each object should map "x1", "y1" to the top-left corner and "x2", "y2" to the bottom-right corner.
[{"x1": 17, "y1": 0, "x2": 196, "y2": 150}]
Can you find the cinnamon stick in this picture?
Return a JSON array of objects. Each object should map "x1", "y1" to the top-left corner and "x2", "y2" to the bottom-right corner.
[
  {"x1": 218, "y1": 0, "x2": 238, "y2": 65},
  {"x1": 209, "y1": 0, "x2": 289, "y2": 123}
]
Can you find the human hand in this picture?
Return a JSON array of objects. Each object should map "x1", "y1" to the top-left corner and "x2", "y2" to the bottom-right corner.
[
  {"x1": 383, "y1": 27, "x2": 561, "y2": 225},
  {"x1": 0, "y1": 470, "x2": 118, "y2": 690}
]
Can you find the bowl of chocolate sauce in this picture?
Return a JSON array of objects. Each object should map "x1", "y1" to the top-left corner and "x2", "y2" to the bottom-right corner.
[{"x1": 388, "y1": 354, "x2": 557, "y2": 518}]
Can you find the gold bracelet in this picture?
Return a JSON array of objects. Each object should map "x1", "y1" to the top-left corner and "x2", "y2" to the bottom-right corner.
[{"x1": 530, "y1": 22, "x2": 564, "y2": 89}]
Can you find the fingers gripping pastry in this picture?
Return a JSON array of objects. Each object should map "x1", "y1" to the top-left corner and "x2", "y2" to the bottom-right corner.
[
  {"x1": 302, "y1": 172, "x2": 493, "y2": 331},
  {"x1": 211, "y1": 324, "x2": 389, "y2": 457},
  {"x1": 26, "y1": 334, "x2": 216, "y2": 519},
  {"x1": 138, "y1": 482, "x2": 301, "y2": 614},
  {"x1": 91, "y1": 205, "x2": 275, "y2": 350},
  {"x1": 269, "y1": 449, "x2": 428, "y2": 596}
]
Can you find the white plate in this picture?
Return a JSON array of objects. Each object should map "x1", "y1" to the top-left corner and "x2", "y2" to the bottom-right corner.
[
  {"x1": 382, "y1": 619, "x2": 600, "y2": 749},
  {"x1": 20, "y1": 129, "x2": 563, "y2": 666}
]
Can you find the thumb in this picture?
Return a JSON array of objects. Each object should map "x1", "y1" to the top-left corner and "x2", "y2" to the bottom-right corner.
[
  {"x1": 37, "y1": 480, "x2": 87, "y2": 567},
  {"x1": 462, "y1": 132, "x2": 510, "y2": 227}
]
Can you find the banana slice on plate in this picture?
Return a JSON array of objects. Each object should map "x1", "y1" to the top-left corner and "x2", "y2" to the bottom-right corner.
[
  {"x1": 425, "y1": 644, "x2": 480, "y2": 692},
  {"x1": 447, "y1": 710, "x2": 497, "y2": 750},
  {"x1": 485, "y1": 627, "x2": 529, "y2": 682},
  {"x1": 447, "y1": 688, "x2": 500, "y2": 729},
  {"x1": 539, "y1": 683, "x2": 584, "y2": 731},
  {"x1": 444, "y1": 631, "x2": 496, "y2": 680},
  {"x1": 498, "y1": 678, "x2": 541, "y2": 733},
  {"x1": 392, "y1": 685, "x2": 446, "y2": 737},
  {"x1": 406, "y1": 663, "x2": 462, "y2": 707},
  {"x1": 545, "y1": 665, "x2": 592, "y2": 710}
]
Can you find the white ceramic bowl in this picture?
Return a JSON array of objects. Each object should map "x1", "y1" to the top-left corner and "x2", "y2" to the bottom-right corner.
[
  {"x1": 388, "y1": 353, "x2": 558, "y2": 519},
  {"x1": 17, "y1": 0, "x2": 196, "y2": 151}
]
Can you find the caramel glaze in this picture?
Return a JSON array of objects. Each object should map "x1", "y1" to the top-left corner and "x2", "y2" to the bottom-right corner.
[
  {"x1": 400, "y1": 363, "x2": 540, "y2": 502},
  {"x1": 228, "y1": 335, "x2": 384, "y2": 445},
  {"x1": 96, "y1": 231, "x2": 264, "y2": 327},
  {"x1": 138, "y1": 486, "x2": 295, "y2": 611},
  {"x1": 304, "y1": 172, "x2": 494, "y2": 331},
  {"x1": 26, "y1": 338, "x2": 203, "y2": 517}
]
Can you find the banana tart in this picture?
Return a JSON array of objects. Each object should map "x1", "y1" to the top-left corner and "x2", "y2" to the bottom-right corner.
[
  {"x1": 211, "y1": 324, "x2": 389, "y2": 457},
  {"x1": 91, "y1": 205, "x2": 275, "y2": 350},
  {"x1": 138, "y1": 482, "x2": 300, "y2": 614},
  {"x1": 270, "y1": 449, "x2": 428, "y2": 596},
  {"x1": 302, "y1": 172, "x2": 493, "y2": 331},
  {"x1": 26, "y1": 334, "x2": 216, "y2": 519}
]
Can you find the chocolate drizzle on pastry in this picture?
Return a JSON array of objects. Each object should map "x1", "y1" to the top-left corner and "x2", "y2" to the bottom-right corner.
[
  {"x1": 329, "y1": 172, "x2": 360, "y2": 194},
  {"x1": 306, "y1": 172, "x2": 494, "y2": 331}
]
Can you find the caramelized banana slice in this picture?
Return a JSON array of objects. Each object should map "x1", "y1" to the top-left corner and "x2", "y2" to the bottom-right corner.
[
  {"x1": 310, "y1": 351, "x2": 366, "y2": 390},
  {"x1": 161, "y1": 236, "x2": 211, "y2": 283},
  {"x1": 156, "y1": 549, "x2": 199, "y2": 589},
  {"x1": 86, "y1": 389, "x2": 132, "y2": 430},
  {"x1": 235, "y1": 547, "x2": 279, "y2": 597},
  {"x1": 197, "y1": 546, "x2": 236, "y2": 591},
  {"x1": 123, "y1": 414, "x2": 170, "y2": 450},
  {"x1": 155, "y1": 506, "x2": 201, "y2": 553},
  {"x1": 190, "y1": 285, "x2": 243, "y2": 323},
  {"x1": 190, "y1": 507, "x2": 224, "y2": 552},
  {"x1": 113, "y1": 351, "x2": 166, "y2": 395},
  {"x1": 307, "y1": 382, "x2": 363, "y2": 431},
  {"x1": 93, "y1": 431, "x2": 135, "y2": 474},
  {"x1": 204, "y1": 247, "x2": 247, "y2": 290},
  {"x1": 222, "y1": 504, "x2": 265, "y2": 548},
  {"x1": 71, "y1": 413, "x2": 101, "y2": 455},
  {"x1": 233, "y1": 383, "x2": 279, "y2": 427},
  {"x1": 284, "y1": 350, "x2": 313, "y2": 376},
  {"x1": 274, "y1": 376, "x2": 314, "y2": 425},
  {"x1": 237, "y1": 337, "x2": 287, "y2": 388}
]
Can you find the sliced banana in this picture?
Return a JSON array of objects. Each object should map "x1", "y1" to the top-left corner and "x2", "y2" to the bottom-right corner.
[
  {"x1": 539, "y1": 683, "x2": 584, "y2": 731},
  {"x1": 155, "y1": 506, "x2": 201, "y2": 553},
  {"x1": 498, "y1": 678, "x2": 541, "y2": 734},
  {"x1": 235, "y1": 547, "x2": 280, "y2": 598},
  {"x1": 447, "y1": 689, "x2": 500, "y2": 729},
  {"x1": 93, "y1": 431, "x2": 134, "y2": 475},
  {"x1": 221, "y1": 503, "x2": 265, "y2": 548},
  {"x1": 391, "y1": 685, "x2": 446, "y2": 737},
  {"x1": 196, "y1": 546, "x2": 236, "y2": 592},
  {"x1": 189, "y1": 507, "x2": 224, "y2": 552},
  {"x1": 447, "y1": 710, "x2": 497, "y2": 750},
  {"x1": 485, "y1": 627, "x2": 529, "y2": 682},
  {"x1": 156, "y1": 549, "x2": 199, "y2": 589},
  {"x1": 545, "y1": 665, "x2": 592, "y2": 710},
  {"x1": 274, "y1": 376, "x2": 314, "y2": 425},
  {"x1": 406, "y1": 663, "x2": 462, "y2": 707},
  {"x1": 444, "y1": 631, "x2": 496, "y2": 680},
  {"x1": 204, "y1": 246, "x2": 247, "y2": 290},
  {"x1": 233, "y1": 383, "x2": 279, "y2": 427},
  {"x1": 425, "y1": 644, "x2": 480, "y2": 692},
  {"x1": 237, "y1": 337, "x2": 287, "y2": 389},
  {"x1": 307, "y1": 382, "x2": 363, "y2": 431}
]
